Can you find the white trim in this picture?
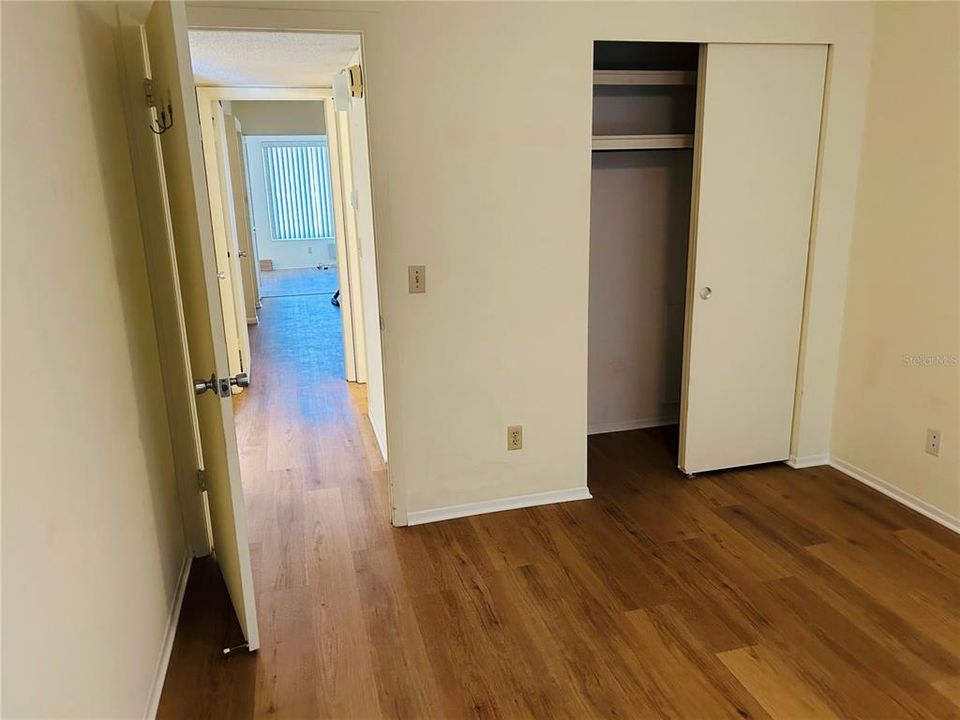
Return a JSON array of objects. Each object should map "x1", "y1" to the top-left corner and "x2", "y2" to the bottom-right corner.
[
  {"x1": 588, "y1": 415, "x2": 678, "y2": 436},
  {"x1": 786, "y1": 453, "x2": 830, "y2": 469},
  {"x1": 406, "y1": 487, "x2": 592, "y2": 526},
  {"x1": 368, "y1": 415, "x2": 387, "y2": 464},
  {"x1": 144, "y1": 553, "x2": 192, "y2": 720},
  {"x1": 828, "y1": 456, "x2": 960, "y2": 534},
  {"x1": 194, "y1": 86, "x2": 333, "y2": 101},
  {"x1": 247, "y1": 316, "x2": 259, "y2": 326}
]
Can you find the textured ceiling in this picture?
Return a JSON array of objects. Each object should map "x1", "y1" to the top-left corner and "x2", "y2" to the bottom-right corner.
[{"x1": 188, "y1": 30, "x2": 360, "y2": 87}]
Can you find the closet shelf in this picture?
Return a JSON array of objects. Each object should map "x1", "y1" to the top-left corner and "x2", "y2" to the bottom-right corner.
[
  {"x1": 592, "y1": 134, "x2": 694, "y2": 151},
  {"x1": 593, "y1": 70, "x2": 696, "y2": 86}
]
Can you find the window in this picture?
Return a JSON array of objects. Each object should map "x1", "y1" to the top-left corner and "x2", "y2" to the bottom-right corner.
[{"x1": 261, "y1": 139, "x2": 335, "y2": 241}]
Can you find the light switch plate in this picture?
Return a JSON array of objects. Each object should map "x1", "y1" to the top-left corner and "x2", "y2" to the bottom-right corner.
[{"x1": 408, "y1": 265, "x2": 426, "y2": 294}]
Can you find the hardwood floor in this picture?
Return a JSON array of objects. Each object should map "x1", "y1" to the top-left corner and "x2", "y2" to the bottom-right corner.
[
  {"x1": 158, "y1": 294, "x2": 960, "y2": 719},
  {"x1": 259, "y1": 267, "x2": 340, "y2": 298}
]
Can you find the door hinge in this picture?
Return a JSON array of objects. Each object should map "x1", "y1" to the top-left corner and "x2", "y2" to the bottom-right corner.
[
  {"x1": 143, "y1": 78, "x2": 154, "y2": 107},
  {"x1": 379, "y1": 315, "x2": 385, "y2": 331},
  {"x1": 197, "y1": 468, "x2": 207, "y2": 492}
]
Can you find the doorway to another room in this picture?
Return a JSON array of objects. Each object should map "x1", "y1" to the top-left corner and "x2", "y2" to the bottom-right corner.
[
  {"x1": 153, "y1": 26, "x2": 393, "y2": 665},
  {"x1": 243, "y1": 121, "x2": 347, "y2": 377}
]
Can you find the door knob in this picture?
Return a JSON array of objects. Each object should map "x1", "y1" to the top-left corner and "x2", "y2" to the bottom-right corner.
[
  {"x1": 194, "y1": 374, "x2": 218, "y2": 395},
  {"x1": 238, "y1": 251, "x2": 248, "y2": 258},
  {"x1": 699, "y1": 286, "x2": 712, "y2": 300},
  {"x1": 217, "y1": 271, "x2": 226, "y2": 280},
  {"x1": 194, "y1": 372, "x2": 250, "y2": 396}
]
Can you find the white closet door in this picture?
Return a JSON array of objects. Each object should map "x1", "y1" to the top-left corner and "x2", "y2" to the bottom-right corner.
[{"x1": 679, "y1": 43, "x2": 827, "y2": 474}]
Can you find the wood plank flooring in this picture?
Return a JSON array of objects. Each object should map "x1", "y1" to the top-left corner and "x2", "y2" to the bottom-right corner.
[{"x1": 158, "y1": 292, "x2": 960, "y2": 719}]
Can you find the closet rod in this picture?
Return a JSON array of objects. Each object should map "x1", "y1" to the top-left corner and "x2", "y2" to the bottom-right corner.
[{"x1": 592, "y1": 134, "x2": 694, "y2": 151}]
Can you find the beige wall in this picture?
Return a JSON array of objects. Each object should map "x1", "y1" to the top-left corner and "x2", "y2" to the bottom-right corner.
[
  {"x1": 231, "y1": 100, "x2": 325, "y2": 135},
  {"x1": 1, "y1": 2, "x2": 187, "y2": 717},
  {"x1": 833, "y1": 2, "x2": 959, "y2": 520},
  {"x1": 189, "y1": 1, "x2": 876, "y2": 518}
]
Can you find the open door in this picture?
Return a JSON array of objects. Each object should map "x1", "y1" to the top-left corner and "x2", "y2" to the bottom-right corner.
[
  {"x1": 679, "y1": 44, "x2": 827, "y2": 475},
  {"x1": 196, "y1": 91, "x2": 250, "y2": 385},
  {"x1": 143, "y1": 0, "x2": 259, "y2": 649},
  {"x1": 224, "y1": 115, "x2": 261, "y2": 325}
]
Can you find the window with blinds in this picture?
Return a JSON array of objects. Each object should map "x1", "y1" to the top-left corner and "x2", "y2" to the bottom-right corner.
[{"x1": 261, "y1": 139, "x2": 336, "y2": 241}]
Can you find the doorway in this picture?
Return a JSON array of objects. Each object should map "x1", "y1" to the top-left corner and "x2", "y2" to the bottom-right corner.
[
  {"x1": 587, "y1": 41, "x2": 700, "y2": 476},
  {"x1": 186, "y1": 34, "x2": 391, "y2": 454},
  {"x1": 116, "y1": 0, "x2": 395, "y2": 659},
  {"x1": 587, "y1": 40, "x2": 828, "y2": 482},
  {"x1": 187, "y1": 27, "x2": 392, "y2": 644}
]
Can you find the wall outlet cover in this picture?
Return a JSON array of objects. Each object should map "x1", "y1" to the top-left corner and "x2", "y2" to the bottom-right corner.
[
  {"x1": 408, "y1": 265, "x2": 426, "y2": 294},
  {"x1": 925, "y1": 428, "x2": 941, "y2": 457},
  {"x1": 507, "y1": 425, "x2": 523, "y2": 451}
]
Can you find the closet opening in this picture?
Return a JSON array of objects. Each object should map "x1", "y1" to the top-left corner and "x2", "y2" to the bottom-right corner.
[{"x1": 587, "y1": 41, "x2": 701, "y2": 473}]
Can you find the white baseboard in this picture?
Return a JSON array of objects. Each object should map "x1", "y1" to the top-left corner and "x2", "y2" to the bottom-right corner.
[
  {"x1": 828, "y1": 456, "x2": 959, "y2": 534},
  {"x1": 786, "y1": 454, "x2": 831, "y2": 469},
  {"x1": 407, "y1": 486, "x2": 592, "y2": 526},
  {"x1": 144, "y1": 553, "x2": 192, "y2": 720},
  {"x1": 588, "y1": 415, "x2": 678, "y2": 435}
]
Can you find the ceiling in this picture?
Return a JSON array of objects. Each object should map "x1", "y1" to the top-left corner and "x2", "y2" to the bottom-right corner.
[{"x1": 188, "y1": 30, "x2": 360, "y2": 88}]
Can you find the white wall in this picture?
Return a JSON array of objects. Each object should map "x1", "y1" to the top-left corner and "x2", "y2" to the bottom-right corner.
[
  {"x1": 188, "y1": 2, "x2": 875, "y2": 521},
  {"x1": 244, "y1": 133, "x2": 338, "y2": 270},
  {"x1": 1, "y1": 3, "x2": 187, "y2": 716},
  {"x1": 345, "y1": 50, "x2": 388, "y2": 461},
  {"x1": 232, "y1": 99, "x2": 325, "y2": 135},
  {"x1": 832, "y1": 2, "x2": 959, "y2": 521},
  {"x1": 588, "y1": 150, "x2": 691, "y2": 433}
]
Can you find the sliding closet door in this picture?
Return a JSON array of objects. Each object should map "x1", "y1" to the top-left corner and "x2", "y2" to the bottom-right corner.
[{"x1": 679, "y1": 43, "x2": 827, "y2": 474}]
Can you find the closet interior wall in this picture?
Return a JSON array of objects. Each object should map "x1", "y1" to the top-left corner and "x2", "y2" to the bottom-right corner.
[{"x1": 588, "y1": 42, "x2": 700, "y2": 435}]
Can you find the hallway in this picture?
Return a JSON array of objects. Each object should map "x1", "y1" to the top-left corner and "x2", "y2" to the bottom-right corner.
[{"x1": 158, "y1": 297, "x2": 960, "y2": 719}]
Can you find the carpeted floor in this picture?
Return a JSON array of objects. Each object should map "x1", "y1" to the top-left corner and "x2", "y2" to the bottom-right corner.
[{"x1": 259, "y1": 267, "x2": 340, "y2": 298}]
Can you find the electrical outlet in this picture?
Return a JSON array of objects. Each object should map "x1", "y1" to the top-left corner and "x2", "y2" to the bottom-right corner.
[
  {"x1": 307, "y1": 246, "x2": 313, "y2": 254},
  {"x1": 507, "y1": 425, "x2": 523, "y2": 451},
  {"x1": 408, "y1": 265, "x2": 426, "y2": 294},
  {"x1": 926, "y1": 428, "x2": 941, "y2": 457}
]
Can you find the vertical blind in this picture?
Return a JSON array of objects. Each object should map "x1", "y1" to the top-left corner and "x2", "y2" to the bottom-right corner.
[{"x1": 262, "y1": 140, "x2": 335, "y2": 241}]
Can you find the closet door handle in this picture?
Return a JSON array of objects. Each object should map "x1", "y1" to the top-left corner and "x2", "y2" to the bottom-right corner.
[{"x1": 699, "y1": 286, "x2": 712, "y2": 300}]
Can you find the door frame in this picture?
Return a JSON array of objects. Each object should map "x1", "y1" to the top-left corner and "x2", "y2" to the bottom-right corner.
[
  {"x1": 196, "y1": 86, "x2": 364, "y2": 382},
  {"x1": 195, "y1": 89, "x2": 249, "y2": 386},
  {"x1": 128, "y1": 13, "x2": 400, "y2": 525}
]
